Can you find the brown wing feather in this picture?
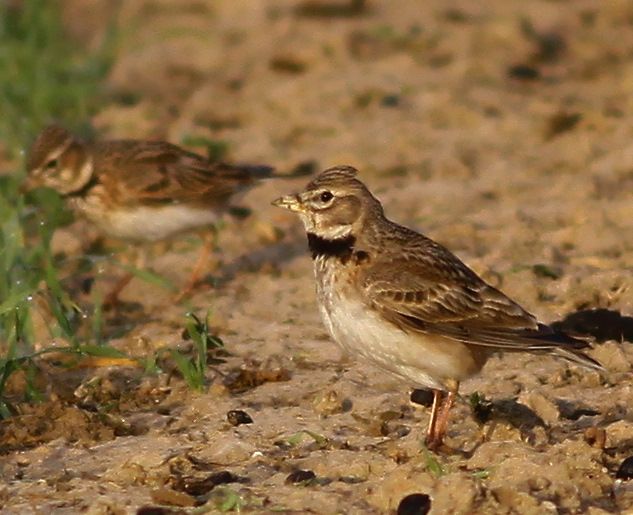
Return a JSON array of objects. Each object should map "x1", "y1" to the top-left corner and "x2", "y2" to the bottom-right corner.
[
  {"x1": 361, "y1": 227, "x2": 602, "y2": 370},
  {"x1": 361, "y1": 229, "x2": 537, "y2": 330},
  {"x1": 94, "y1": 140, "x2": 272, "y2": 207}
]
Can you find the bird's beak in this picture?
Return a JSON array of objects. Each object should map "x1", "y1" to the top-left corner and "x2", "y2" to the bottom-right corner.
[
  {"x1": 20, "y1": 175, "x2": 37, "y2": 194},
  {"x1": 272, "y1": 194, "x2": 303, "y2": 212}
]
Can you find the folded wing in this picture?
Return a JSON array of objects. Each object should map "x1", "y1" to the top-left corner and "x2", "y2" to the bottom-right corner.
[
  {"x1": 361, "y1": 235, "x2": 603, "y2": 371},
  {"x1": 100, "y1": 141, "x2": 272, "y2": 207}
]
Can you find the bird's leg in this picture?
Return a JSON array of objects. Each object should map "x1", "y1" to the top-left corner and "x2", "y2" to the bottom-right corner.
[
  {"x1": 425, "y1": 389, "x2": 443, "y2": 448},
  {"x1": 424, "y1": 381, "x2": 459, "y2": 451},
  {"x1": 103, "y1": 273, "x2": 132, "y2": 308},
  {"x1": 103, "y1": 248, "x2": 146, "y2": 309},
  {"x1": 174, "y1": 229, "x2": 216, "y2": 302},
  {"x1": 429, "y1": 381, "x2": 459, "y2": 450}
]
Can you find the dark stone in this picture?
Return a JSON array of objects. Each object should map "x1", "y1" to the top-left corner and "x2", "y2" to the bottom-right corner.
[
  {"x1": 616, "y1": 456, "x2": 633, "y2": 481},
  {"x1": 285, "y1": 469, "x2": 317, "y2": 485},
  {"x1": 227, "y1": 410, "x2": 253, "y2": 426},
  {"x1": 179, "y1": 471, "x2": 242, "y2": 496},
  {"x1": 397, "y1": 493, "x2": 432, "y2": 515}
]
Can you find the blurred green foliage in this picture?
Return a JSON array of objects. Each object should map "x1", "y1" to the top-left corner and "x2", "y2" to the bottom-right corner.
[
  {"x1": 0, "y1": 0, "x2": 117, "y2": 415},
  {"x1": 0, "y1": 0, "x2": 117, "y2": 156}
]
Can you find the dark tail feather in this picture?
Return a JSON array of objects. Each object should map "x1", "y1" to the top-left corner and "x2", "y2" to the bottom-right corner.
[
  {"x1": 449, "y1": 322, "x2": 607, "y2": 373},
  {"x1": 552, "y1": 346, "x2": 605, "y2": 372},
  {"x1": 282, "y1": 160, "x2": 318, "y2": 178},
  {"x1": 227, "y1": 160, "x2": 317, "y2": 181},
  {"x1": 266, "y1": 160, "x2": 318, "y2": 179},
  {"x1": 213, "y1": 163, "x2": 275, "y2": 187},
  {"x1": 235, "y1": 164, "x2": 275, "y2": 179},
  {"x1": 532, "y1": 324, "x2": 605, "y2": 372}
]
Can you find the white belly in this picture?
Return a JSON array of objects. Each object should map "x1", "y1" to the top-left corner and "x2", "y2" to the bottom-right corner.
[
  {"x1": 317, "y1": 274, "x2": 484, "y2": 390},
  {"x1": 91, "y1": 204, "x2": 219, "y2": 242}
]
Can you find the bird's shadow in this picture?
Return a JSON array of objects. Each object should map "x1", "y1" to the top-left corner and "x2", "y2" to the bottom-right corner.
[
  {"x1": 212, "y1": 233, "x2": 308, "y2": 287},
  {"x1": 551, "y1": 308, "x2": 633, "y2": 344}
]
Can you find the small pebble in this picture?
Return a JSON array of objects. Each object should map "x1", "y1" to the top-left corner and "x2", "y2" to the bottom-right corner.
[
  {"x1": 285, "y1": 469, "x2": 316, "y2": 485},
  {"x1": 15, "y1": 456, "x2": 30, "y2": 467},
  {"x1": 179, "y1": 470, "x2": 242, "y2": 496},
  {"x1": 616, "y1": 456, "x2": 633, "y2": 480},
  {"x1": 397, "y1": 493, "x2": 432, "y2": 515},
  {"x1": 584, "y1": 427, "x2": 606, "y2": 449},
  {"x1": 394, "y1": 425, "x2": 411, "y2": 438},
  {"x1": 227, "y1": 410, "x2": 253, "y2": 426}
]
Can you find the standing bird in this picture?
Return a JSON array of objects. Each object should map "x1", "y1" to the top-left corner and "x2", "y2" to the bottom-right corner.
[
  {"x1": 273, "y1": 166, "x2": 603, "y2": 450},
  {"x1": 24, "y1": 125, "x2": 276, "y2": 302}
]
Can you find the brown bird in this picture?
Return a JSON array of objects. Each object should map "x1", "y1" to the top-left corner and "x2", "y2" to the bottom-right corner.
[
  {"x1": 273, "y1": 165, "x2": 603, "y2": 450},
  {"x1": 24, "y1": 125, "x2": 276, "y2": 302}
]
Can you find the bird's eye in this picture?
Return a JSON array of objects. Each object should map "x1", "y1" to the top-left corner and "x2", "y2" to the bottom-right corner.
[
  {"x1": 320, "y1": 191, "x2": 333, "y2": 203},
  {"x1": 45, "y1": 159, "x2": 58, "y2": 170}
]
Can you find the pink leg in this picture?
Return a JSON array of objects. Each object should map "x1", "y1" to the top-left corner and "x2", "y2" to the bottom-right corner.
[
  {"x1": 174, "y1": 232, "x2": 214, "y2": 302},
  {"x1": 425, "y1": 382, "x2": 459, "y2": 451}
]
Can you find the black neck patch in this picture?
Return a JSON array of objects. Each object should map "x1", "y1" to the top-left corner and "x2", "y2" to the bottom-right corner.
[
  {"x1": 64, "y1": 174, "x2": 99, "y2": 199},
  {"x1": 307, "y1": 233, "x2": 357, "y2": 263}
]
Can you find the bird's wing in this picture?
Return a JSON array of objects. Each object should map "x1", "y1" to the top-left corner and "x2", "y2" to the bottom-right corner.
[
  {"x1": 360, "y1": 235, "x2": 601, "y2": 370},
  {"x1": 98, "y1": 141, "x2": 272, "y2": 207}
]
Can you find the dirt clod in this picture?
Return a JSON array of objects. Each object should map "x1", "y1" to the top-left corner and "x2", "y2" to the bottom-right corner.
[
  {"x1": 223, "y1": 367, "x2": 291, "y2": 393},
  {"x1": 584, "y1": 426, "x2": 606, "y2": 449},
  {"x1": 150, "y1": 488, "x2": 196, "y2": 507}
]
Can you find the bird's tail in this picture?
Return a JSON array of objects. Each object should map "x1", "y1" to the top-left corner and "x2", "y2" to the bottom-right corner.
[
  {"x1": 227, "y1": 161, "x2": 318, "y2": 180},
  {"x1": 531, "y1": 325, "x2": 605, "y2": 372},
  {"x1": 552, "y1": 346, "x2": 605, "y2": 373},
  {"x1": 233, "y1": 164, "x2": 276, "y2": 179}
]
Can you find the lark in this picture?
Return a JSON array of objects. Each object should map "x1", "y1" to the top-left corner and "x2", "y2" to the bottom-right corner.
[
  {"x1": 24, "y1": 125, "x2": 275, "y2": 302},
  {"x1": 273, "y1": 165, "x2": 602, "y2": 450}
]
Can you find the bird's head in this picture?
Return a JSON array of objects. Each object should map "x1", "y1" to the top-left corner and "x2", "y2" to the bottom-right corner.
[
  {"x1": 272, "y1": 165, "x2": 383, "y2": 240},
  {"x1": 23, "y1": 125, "x2": 93, "y2": 196}
]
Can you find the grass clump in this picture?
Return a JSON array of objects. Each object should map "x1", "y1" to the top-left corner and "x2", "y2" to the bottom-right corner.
[
  {"x1": 0, "y1": 1, "x2": 116, "y2": 415},
  {"x1": 0, "y1": 181, "x2": 125, "y2": 416},
  {"x1": 171, "y1": 312, "x2": 224, "y2": 391}
]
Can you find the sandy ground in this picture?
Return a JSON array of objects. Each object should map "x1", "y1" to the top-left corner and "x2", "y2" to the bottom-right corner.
[{"x1": 2, "y1": 0, "x2": 633, "y2": 513}]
